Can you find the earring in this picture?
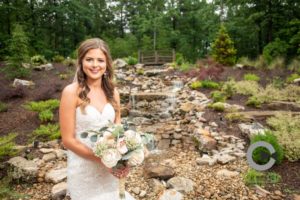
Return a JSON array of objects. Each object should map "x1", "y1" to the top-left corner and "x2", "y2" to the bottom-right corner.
[{"x1": 103, "y1": 72, "x2": 108, "y2": 78}]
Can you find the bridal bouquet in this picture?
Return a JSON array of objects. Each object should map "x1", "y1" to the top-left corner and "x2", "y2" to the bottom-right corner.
[{"x1": 80, "y1": 121, "x2": 153, "y2": 199}]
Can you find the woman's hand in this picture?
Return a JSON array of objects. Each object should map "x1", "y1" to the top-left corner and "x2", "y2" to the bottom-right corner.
[{"x1": 108, "y1": 165, "x2": 130, "y2": 179}]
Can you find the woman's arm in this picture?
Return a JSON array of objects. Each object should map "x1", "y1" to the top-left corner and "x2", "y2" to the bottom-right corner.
[
  {"x1": 113, "y1": 88, "x2": 121, "y2": 124},
  {"x1": 59, "y1": 84, "x2": 102, "y2": 164}
]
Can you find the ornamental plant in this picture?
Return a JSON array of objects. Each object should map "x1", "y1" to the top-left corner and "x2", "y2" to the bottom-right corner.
[{"x1": 211, "y1": 25, "x2": 237, "y2": 66}]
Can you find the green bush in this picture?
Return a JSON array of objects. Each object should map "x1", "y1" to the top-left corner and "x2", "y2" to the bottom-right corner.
[
  {"x1": 286, "y1": 73, "x2": 300, "y2": 83},
  {"x1": 250, "y1": 130, "x2": 284, "y2": 165},
  {"x1": 124, "y1": 56, "x2": 138, "y2": 65},
  {"x1": 263, "y1": 38, "x2": 289, "y2": 64},
  {"x1": 30, "y1": 55, "x2": 47, "y2": 66},
  {"x1": 24, "y1": 99, "x2": 60, "y2": 113},
  {"x1": 176, "y1": 53, "x2": 184, "y2": 65},
  {"x1": 33, "y1": 124, "x2": 60, "y2": 141},
  {"x1": 235, "y1": 80, "x2": 261, "y2": 96},
  {"x1": 288, "y1": 58, "x2": 300, "y2": 72},
  {"x1": 243, "y1": 169, "x2": 265, "y2": 186},
  {"x1": 238, "y1": 57, "x2": 255, "y2": 68},
  {"x1": 243, "y1": 73, "x2": 260, "y2": 82},
  {"x1": 211, "y1": 25, "x2": 237, "y2": 66},
  {"x1": 39, "y1": 109, "x2": 54, "y2": 122},
  {"x1": 52, "y1": 55, "x2": 64, "y2": 63},
  {"x1": 59, "y1": 73, "x2": 68, "y2": 80},
  {"x1": 271, "y1": 77, "x2": 285, "y2": 89},
  {"x1": 0, "y1": 177, "x2": 29, "y2": 199},
  {"x1": 221, "y1": 79, "x2": 237, "y2": 98},
  {"x1": 136, "y1": 68, "x2": 144, "y2": 75},
  {"x1": 179, "y1": 62, "x2": 194, "y2": 72},
  {"x1": 246, "y1": 96, "x2": 263, "y2": 108},
  {"x1": 210, "y1": 91, "x2": 226, "y2": 102},
  {"x1": 63, "y1": 58, "x2": 76, "y2": 67},
  {"x1": 267, "y1": 113, "x2": 300, "y2": 161},
  {"x1": 268, "y1": 57, "x2": 285, "y2": 70},
  {"x1": 0, "y1": 133, "x2": 18, "y2": 160},
  {"x1": 208, "y1": 102, "x2": 225, "y2": 112},
  {"x1": 200, "y1": 80, "x2": 220, "y2": 89},
  {"x1": 254, "y1": 55, "x2": 268, "y2": 69},
  {"x1": 225, "y1": 112, "x2": 247, "y2": 123},
  {"x1": 243, "y1": 169, "x2": 281, "y2": 186},
  {"x1": 0, "y1": 102, "x2": 8, "y2": 112},
  {"x1": 2, "y1": 24, "x2": 31, "y2": 79},
  {"x1": 189, "y1": 81, "x2": 202, "y2": 89}
]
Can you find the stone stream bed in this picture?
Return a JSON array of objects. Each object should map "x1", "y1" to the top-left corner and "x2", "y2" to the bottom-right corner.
[{"x1": 5, "y1": 63, "x2": 296, "y2": 200}]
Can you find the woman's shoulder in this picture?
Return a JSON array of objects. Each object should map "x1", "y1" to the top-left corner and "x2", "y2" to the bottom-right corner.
[{"x1": 62, "y1": 82, "x2": 80, "y2": 96}]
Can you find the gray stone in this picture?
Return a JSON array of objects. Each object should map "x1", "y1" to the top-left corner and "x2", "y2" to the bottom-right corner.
[
  {"x1": 113, "y1": 59, "x2": 127, "y2": 68},
  {"x1": 196, "y1": 155, "x2": 217, "y2": 166},
  {"x1": 216, "y1": 169, "x2": 239, "y2": 177},
  {"x1": 45, "y1": 168, "x2": 67, "y2": 183},
  {"x1": 7, "y1": 156, "x2": 38, "y2": 182},
  {"x1": 34, "y1": 63, "x2": 54, "y2": 71},
  {"x1": 51, "y1": 182, "x2": 67, "y2": 200},
  {"x1": 42, "y1": 153, "x2": 57, "y2": 162},
  {"x1": 144, "y1": 163, "x2": 175, "y2": 180},
  {"x1": 215, "y1": 154, "x2": 236, "y2": 164},
  {"x1": 13, "y1": 79, "x2": 35, "y2": 87},
  {"x1": 158, "y1": 189, "x2": 183, "y2": 200},
  {"x1": 167, "y1": 177, "x2": 195, "y2": 193}
]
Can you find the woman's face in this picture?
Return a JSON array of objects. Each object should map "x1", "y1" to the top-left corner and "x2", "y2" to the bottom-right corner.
[{"x1": 82, "y1": 48, "x2": 107, "y2": 80}]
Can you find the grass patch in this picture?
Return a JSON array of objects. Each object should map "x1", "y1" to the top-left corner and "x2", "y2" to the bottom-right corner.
[
  {"x1": 243, "y1": 73, "x2": 260, "y2": 82},
  {"x1": 243, "y1": 169, "x2": 281, "y2": 186},
  {"x1": 0, "y1": 133, "x2": 18, "y2": 160}
]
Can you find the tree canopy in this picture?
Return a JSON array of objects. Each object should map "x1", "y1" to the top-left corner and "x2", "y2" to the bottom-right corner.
[{"x1": 0, "y1": 0, "x2": 299, "y2": 62}]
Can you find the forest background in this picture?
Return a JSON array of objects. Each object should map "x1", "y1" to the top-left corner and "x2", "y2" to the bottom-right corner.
[{"x1": 0, "y1": 0, "x2": 299, "y2": 64}]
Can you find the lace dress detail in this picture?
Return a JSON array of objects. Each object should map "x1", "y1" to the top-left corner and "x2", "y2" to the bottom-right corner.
[{"x1": 67, "y1": 104, "x2": 135, "y2": 200}]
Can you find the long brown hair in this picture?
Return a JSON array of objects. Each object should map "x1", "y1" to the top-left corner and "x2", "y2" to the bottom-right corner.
[{"x1": 76, "y1": 38, "x2": 118, "y2": 115}]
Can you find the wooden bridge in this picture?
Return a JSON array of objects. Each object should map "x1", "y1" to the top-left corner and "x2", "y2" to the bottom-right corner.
[{"x1": 138, "y1": 49, "x2": 175, "y2": 65}]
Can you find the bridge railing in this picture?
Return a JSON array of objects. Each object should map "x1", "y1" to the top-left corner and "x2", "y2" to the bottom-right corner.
[{"x1": 138, "y1": 49, "x2": 175, "y2": 65}]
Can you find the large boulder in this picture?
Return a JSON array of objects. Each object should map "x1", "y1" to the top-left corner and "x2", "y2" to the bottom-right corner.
[{"x1": 7, "y1": 156, "x2": 38, "y2": 182}]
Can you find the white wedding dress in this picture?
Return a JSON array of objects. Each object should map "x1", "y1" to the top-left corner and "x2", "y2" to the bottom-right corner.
[{"x1": 67, "y1": 103, "x2": 135, "y2": 200}]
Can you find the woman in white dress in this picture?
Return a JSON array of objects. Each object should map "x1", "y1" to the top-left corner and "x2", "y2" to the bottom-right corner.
[{"x1": 59, "y1": 38, "x2": 135, "y2": 200}]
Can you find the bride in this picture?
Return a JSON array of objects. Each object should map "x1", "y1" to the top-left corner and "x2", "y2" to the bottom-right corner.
[{"x1": 59, "y1": 38, "x2": 135, "y2": 200}]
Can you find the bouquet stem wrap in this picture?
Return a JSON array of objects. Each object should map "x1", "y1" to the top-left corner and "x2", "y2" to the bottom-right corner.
[{"x1": 119, "y1": 177, "x2": 126, "y2": 199}]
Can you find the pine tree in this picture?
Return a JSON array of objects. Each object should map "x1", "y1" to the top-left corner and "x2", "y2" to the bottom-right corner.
[
  {"x1": 211, "y1": 25, "x2": 237, "y2": 66},
  {"x1": 5, "y1": 24, "x2": 30, "y2": 79}
]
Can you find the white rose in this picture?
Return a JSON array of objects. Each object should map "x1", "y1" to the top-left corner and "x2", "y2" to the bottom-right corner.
[
  {"x1": 117, "y1": 138, "x2": 128, "y2": 154},
  {"x1": 101, "y1": 149, "x2": 121, "y2": 168},
  {"x1": 128, "y1": 150, "x2": 144, "y2": 166},
  {"x1": 124, "y1": 130, "x2": 142, "y2": 144}
]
